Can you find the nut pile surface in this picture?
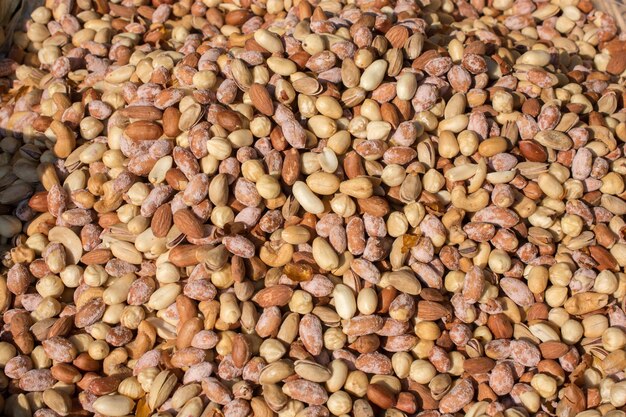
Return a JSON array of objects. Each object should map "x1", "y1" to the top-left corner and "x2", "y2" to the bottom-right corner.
[{"x1": 1, "y1": 0, "x2": 626, "y2": 416}]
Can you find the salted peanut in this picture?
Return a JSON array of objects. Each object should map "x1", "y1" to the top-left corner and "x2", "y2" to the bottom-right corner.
[
  {"x1": 281, "y1": 226, "x2": 311, "y2": 245},
  {"x1": 1, "y1": 0, "x2": 626, "y2": 414},
  {"x1": 531, "y1": 374, "x2": 557, "y2": 398},
  {"x1": 254, "y1": 29, "x2": 284, "y2": 53},
  {"x1": 314, "y1": 97, "x2": 342, "y2": 120},
  {"x1": 307, "y1": 115, "x2": 337, "y2": 138},
  {"x1": 538, "y1": 173, "x2": 564, "y2": 199},
  {"x1": 292, "y1": 181, "x2": 324, "y2": 214},
  {"x1": 256, "y1": 175, "x2": 281, "y2": 199},
  {"x1": 339, "y1": 178, "x2": 373, "y2": 199},
  {"x1": 306, "y1": 172, "x2": 340, "y2": 195},
  {"x1": 93, "y1": 395, "x2": 135, "y2": 416},
  {"x1": 396, "y1": 73, "x2": 417, "y2": 101},
  {"x1": 331, "y1": 193, "x2": 356, "y2": 217},
  {"x1": 478, "y1": 137, "x2": 508, "y2": 157},
  {"x1": 345, "y1": 287, "x2": 372, "y2": 317},
  {"x1": 360, "y1": 60, "x2": 388, "y2": 91},
  {"x1": 333, "y1": 284, "x2": 357, "y2": 319},
  {"x1": 312, "y1": 237, "x2": 339, "y2": 270}
]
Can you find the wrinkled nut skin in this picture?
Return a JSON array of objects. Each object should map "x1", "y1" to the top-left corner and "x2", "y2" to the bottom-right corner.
[
  {"x1": 282, "y1": 380, "x2": 329, "y2": 405},
  {"x1": 439, "y1": 379, "x2": 475, "y2": 413}
]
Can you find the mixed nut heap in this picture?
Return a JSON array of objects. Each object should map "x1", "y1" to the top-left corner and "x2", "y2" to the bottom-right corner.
[{"x1": 0, "y1": 0, "x2": 626, "y2": 415}]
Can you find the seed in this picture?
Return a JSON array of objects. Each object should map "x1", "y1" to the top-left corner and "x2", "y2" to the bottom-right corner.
[
  {"x1": 359, "y1": 60, "x2": 388, "y2": 91},
  {"x1": 93, "y1": 395, "x2": 135, "y2": 416},
  {"x1": 1, "y1": 0, "x2": 624, "y2": 415},
  {"x1": 254, "y1": 29, "x2": 284, "y2": 53},
  {"x1": 306, "y1": 172, "x2": 340, "y2": 195},
  {"x1": 292, "y1": 181, "x2": 324, "y2": 214}
]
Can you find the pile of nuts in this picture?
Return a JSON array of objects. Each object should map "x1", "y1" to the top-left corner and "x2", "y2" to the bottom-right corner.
[{"x1": 0, "y1": 0, "x2": 626, "y2": 416}]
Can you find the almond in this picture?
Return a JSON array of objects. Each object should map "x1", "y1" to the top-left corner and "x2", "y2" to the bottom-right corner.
[
  {"x1": 349, "y1": 334, "x2": 381, "y2": 353},
  {"x1": 487, "y1": 314, "x2": 513, "y2": 339},
  {"x1": 151, "y1": 203, "x2": 172, "y2": 238},
  {"x1": 607, "y1": 51, "x2": 626, "y2": 76},
  {"x1": 463, "y1": 357, "x2": 495, "y2": 373},
  {"x1": 380, "y1": 102, "x2": 400, "y2": 128},
  {"x1": 367, "y1": 383, "x2": 396, "y2": 409},
  {"x1": 448, "y1": 65, "x2": 472, "y2": 92},
  {"x1": 249, "y1": 83, "x2": 274, "y2": 116},
  {"x1": 154, "y1": 88, "x2": 185, "y2": 109},
  {"x1": 80, "y1": 249, "x2": 113, "y2": 265},
  {"x1": 382, "y1": 334, "x2": 418, "y2": 352},
  {"x1": 522, "y1": 98, "x2": 541, "y2": 116},
  {"x1": 163, "y1": 107, "x2": 182, "y2": 138},
  {"x1": 605, "y1": 39, "x2": 626, "y2": 55},
  {"x1": 252, "y1": 285, "x2": 293, "y2": 307},
  {"x1": 282, "y1": 148, "x2": 300, "y2": 185},
  {"x1": 539, "y1": 341, "x2": 570, "y2": 359},
  {"x1": 203, "y1": 378, "x2": 233, "y2": 405},
  {"x1": 510, "y1": 339, "x2": 541, "y2": 367},
  {"x1": 499, "y1": 278, "x2": 535, "y2": 307},
  {"x1": 412, "y1": 50, "x2": 440, "y2": 70},
  {"x1": 462, "y1": 265, "x2": 485, "y2": 303},
  {"x1": 173, "y1": 208, "x2": 205, "y2": 239},
  {"x1": 417, "y1": 301, "x2": 452, "y2": 320},
  {"x1": 223, "y1": 235, "x2": 255, "y2": 258},
  {"x1": 526, "y1": 302, "x2": 550, "y2": 321},
  {"x1": 311, "y1": 6, "x2": 326, "y2": 21},
  {"x1": 231, "y1": 334, "x2": 252, "y2": 368},
  {"x1": 489, "y1": 362, "x2": 514, "y2": 396},
  {"x1": 47, "y1": 316, "x2": 74, "y2": 338},
  {"x1": 385, "y1": 25, "x2": 409, "y2": 48},
  {"x1": 216, "y1": 109, "x2": 243, "y2": 132},
  {"x1": 165, "y1": 168, "x2": 189, "y2": 190},
  {"x1": 124, "y1": 120, "x2": 163, "y2": 141},
  {"x1": 519, "y1": 140, "x2": 548, "y2": 162},
  {"x1": 472, "y1": 206, "x2": 520, "y2": 228},
  {"x1": 170, "y1": 347, "x2": 206, "y2": 368}
]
